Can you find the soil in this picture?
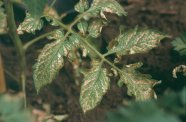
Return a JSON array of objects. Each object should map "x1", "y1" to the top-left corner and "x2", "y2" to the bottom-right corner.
[{"x1": 0, "y1": 0, "x2": 186, "y2": 122}]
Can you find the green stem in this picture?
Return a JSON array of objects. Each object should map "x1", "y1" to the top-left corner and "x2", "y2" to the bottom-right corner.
[
  {"x1": 23, "y1": 31, "x2": 56, "y2": 51},
  {"x1": 4, "y1": 0, "x2": 27, "y2": 107},
  {"x1": 50, "y1": 15, "x2": 124, "y2": 74}
]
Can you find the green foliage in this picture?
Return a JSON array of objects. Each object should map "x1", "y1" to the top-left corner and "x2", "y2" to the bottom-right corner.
[
  {"x1": 108, "y1": 27, "x2": 167, "y2": 56},
  {"x1": 23, "y1": 0, "x2": 47, "y2": 18},
  {"x1": 172, "y1": 32, "x2": 186, "y2": 56},
  {"x1": 105, "y1": 88, "x2": 186, "y2": 122},
  {"x1": 0, "y1": 0, "x2": 7, "y2": 34},
  {"x1": 80, "y1": 61, "x2": 110, "y2": 112},
  {"x1": 0, "y1": 94, "x2": 33, "y2": 122},
  {"x1": 118, "y1": 63, "x2": 158, "y2": 101},
  {"x1": 106, "y1": 101, "x2": 180, "y2": 122}
]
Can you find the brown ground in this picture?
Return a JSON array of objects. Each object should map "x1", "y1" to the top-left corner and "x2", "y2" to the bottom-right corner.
[{"x1": 0, "y1": 0, "x2": 186, "y2": 122}]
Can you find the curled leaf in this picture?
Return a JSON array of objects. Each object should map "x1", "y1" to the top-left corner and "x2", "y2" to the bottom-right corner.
[
  {"x1": 172, "y1": 65, "x2": 186, "y2": 78},
  {"x1": 77, "y1": 21, "x2": 88, "y2": 35}
]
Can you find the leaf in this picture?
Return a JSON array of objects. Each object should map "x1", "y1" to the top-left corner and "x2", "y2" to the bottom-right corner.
[
  {"x1": 80, "y1": 61, "x2": 110, "y2": 113},
  {"x1": 23, "y1": 0, "x2": 47, "y2": 18},
  {"x1": 106, "y1": 101, "x2": 180, "y2": 122},
  {"x1": 17, "y1": 12, "x2": 43, "y2": 34},
  {"x1": 47, "y1": 29, "x2": 65, "y2": 40},
  {"x1": 44, "y1": 5, "x2": 59, "y2": 19},
  {"x1": 33, "y1": 33, "x2": 81, "y2": 93},
  {"x1": 0, "y1": 94, "x2": 33, "y2": 122},
  {"x1": 87, "y1": 0, "x2": 127, "y2": 17},
  {"x1": 172, "y1": 32, "x2": 186, "y2": 56},
  {"x1": 172, "y1": 65, "x2": 186, "y2": 78},
  {"x1": 108, "y1": 27, "x2": 167, "y2": 56},
  {"x1": 157, "y1": 88, "x2": 186, "y2": 115},
  {"x1": 119, "y1": 62, "x2": 157, "y2": 101},
  {"x1": 77, "y1": 21, "x2": 88, "y2": 35},
  {"x1": 0, "y1": 1, "x2": 7, "y2": 34},
  {"x1": 180, "y1": 87, "x2": 186, "y2": 105},
  {"x1": 75, "y1": 0, "x2": 89, "y2": 13},
  {"x1": 18, "y1": 0, "x2": 47, "y2": 34},
  {"x1": 88, "y1": 19, "x2": 105, "y2": 38}
]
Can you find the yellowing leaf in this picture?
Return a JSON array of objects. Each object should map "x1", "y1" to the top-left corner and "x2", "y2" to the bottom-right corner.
[
  {"x1": 80, "y1": 61, "x2": 110, "y2": 113},
  {"x1": 88, "y1": 19, "x2": 105, "y2": 38},
  {"x1": 77, "y1": 21, "x2": 88, "y2": 35},
  {"x1": 75, "y1": 0, "x2": 89, "y2": 13},
  {"x1": 87, "y1": 0, "x2": 127, "y2": 17},
  {"x1": 119, "y1": 63, "x2": 157, "y2": 101},
  {"x1": 18, "y1": 0, "x2": 47, "y2": 34},
  {"x1": 33, "y1": 33, "x2": 81, "y2": 93},
  {"x1": 108, "y1": 27, "x2": 167, "y2": 56},
  {"x1": 44, "y1": 5, "x2": 59, "y2": 19},
  {"x1": 17, "y1": 13, "x2": 43, "y2": 34}
]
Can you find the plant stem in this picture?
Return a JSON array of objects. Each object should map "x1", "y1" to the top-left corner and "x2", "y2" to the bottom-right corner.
[
  {"x1": 23, "y1": 31, "x2": 56, "y2": 51},
  {"x1": 4, "y1": 0, "x2": 27, "y2": 107}
]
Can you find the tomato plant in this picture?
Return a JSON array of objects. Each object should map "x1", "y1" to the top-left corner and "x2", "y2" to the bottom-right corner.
[{"x1": 1, "y1": 0, "x2": 185, "y2": 122}]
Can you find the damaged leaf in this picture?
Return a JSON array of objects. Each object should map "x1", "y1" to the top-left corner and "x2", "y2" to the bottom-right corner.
[{"x1": 80, "y1": 61, "x2": 110, "y2": 112}]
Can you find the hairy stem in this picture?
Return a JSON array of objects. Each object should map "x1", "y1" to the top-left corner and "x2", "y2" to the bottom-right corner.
[{"x1": 4, "y1": 0, "x2": 27, "y2": 107}]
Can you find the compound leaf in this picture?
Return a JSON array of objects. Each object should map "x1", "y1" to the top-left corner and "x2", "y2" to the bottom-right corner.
[
  {"x1": 80, "y1": 61, "x2": 110, "y2": 113},
  {"x1": 17, "y1": 13, "x2": 43, "y2": 34},
  {"x1": 0, "y1": 1, "x2": 7, "y2": 34},
  {"x1": 119, "y1": 63, "x2": 157, "y2": 101},
  {"x1": 172, "y1": 32, "x2": 186, "y2": 56},
  {"x1": 108, "y1": 27, "x2": 167, "y2": 56},
  {"x1": 33, "y1": 33, "x2": 81, "y2": 93}
]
